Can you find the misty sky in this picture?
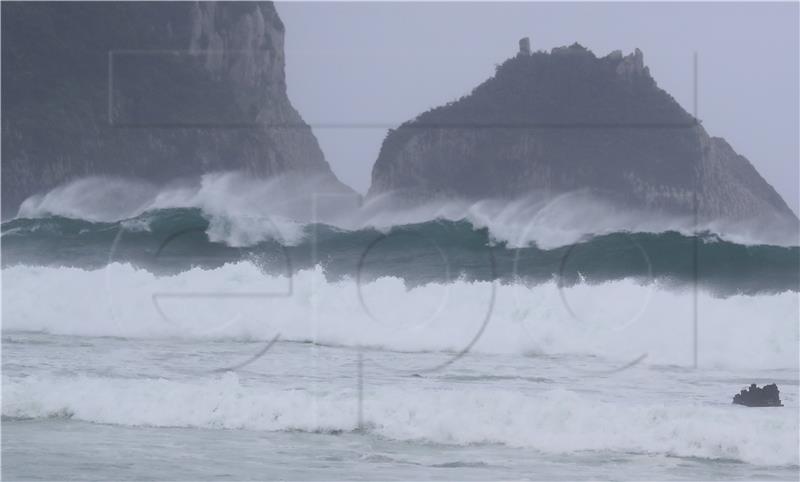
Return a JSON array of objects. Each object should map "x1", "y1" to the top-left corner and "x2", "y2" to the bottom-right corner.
[{"x1": 276, "y1": 2, "x2": 799, "y2": 214}]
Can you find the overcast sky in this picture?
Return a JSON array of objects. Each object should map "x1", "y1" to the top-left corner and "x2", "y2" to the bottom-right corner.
[{"x1": 276, "y1": 2, "x2": 799, "y2": 214}]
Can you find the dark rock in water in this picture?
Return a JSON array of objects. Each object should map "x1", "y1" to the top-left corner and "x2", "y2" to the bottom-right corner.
[
  {"x1": 1, "y1": 1, "x2": 353, "y2": 219},
  {"x1": 732, "y1": 383, "x2": 783, "y2": 407}
]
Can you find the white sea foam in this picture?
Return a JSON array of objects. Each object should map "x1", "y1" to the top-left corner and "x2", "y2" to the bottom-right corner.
[
  {"x1": 3, "y1": 373, "x2": 797, "y2": 466},
  {"x1": 13, "y1": 173, "x2": 799, "y2": 249},
  {"x1": 2, "y1": 262, "x2": 797, "y2": 370}
]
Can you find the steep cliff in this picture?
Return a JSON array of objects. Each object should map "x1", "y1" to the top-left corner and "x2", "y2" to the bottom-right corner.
[
  {"x1": 1, "y1": 1, "x2": 350, "y2": 219},
  {"x1": 369, "y1": 42, "x2": 797, "y2": 224}
]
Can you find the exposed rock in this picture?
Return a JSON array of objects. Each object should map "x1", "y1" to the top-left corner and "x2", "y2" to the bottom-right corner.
[
  {"x1": 518, "y1": 37, "x2": 531, "y2": 56},
  {"x1": 368, "y1": 43, "x2": 797, "y2": 226},
  {"x1": 1, "y1": 1, "x2": 352, "y2": 219},
  {"x1": 616, "y1": 48, "x2": 647, "y2": 77},
  {"x1": 732, "y1": 383, "x2": 783, "y2": 407}
]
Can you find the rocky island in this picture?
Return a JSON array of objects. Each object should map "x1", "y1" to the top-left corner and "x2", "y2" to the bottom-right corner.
[
  {"x1": 369, "y1": 39, "x2": 797, "y2": 226},
  {"x1": 1, "y1": 1, "x2": 352, "y2": 219}
]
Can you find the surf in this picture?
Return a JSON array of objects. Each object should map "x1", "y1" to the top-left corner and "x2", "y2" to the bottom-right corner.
[
  {"x1": 3, "y1": 206, "x2": 798, "y2": 294},
  {"x1": 3, "y1": 372, "x2": 797, "y2": 467},
  {"x1": 2, "y1": 263, "x2": 797, "y2": 370}
]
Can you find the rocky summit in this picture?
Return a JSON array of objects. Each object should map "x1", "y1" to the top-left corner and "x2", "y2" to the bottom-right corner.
[{"x1": 368, "y1": 39, "x2": 797, "y2": 226}]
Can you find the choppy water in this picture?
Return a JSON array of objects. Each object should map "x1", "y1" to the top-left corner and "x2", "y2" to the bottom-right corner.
[
  {"x1": 3, "y1": 333, "x2": 799, "y2": 480},
  {"x1": 3, "y1": 259, "x2": 799, "y2": 479},
  {"x1": 3, "y1": 174, "x2": 799, "y2": 480}
]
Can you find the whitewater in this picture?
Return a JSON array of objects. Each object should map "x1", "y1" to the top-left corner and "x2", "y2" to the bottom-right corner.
[
  {"x1": 3, "y1": 174, "x2": 799, "y2": 480},
  {"x1": 3, "y1": 263, "x2": 798, "y2": 369},
  {"x1": 3, "y1": 262, "x2": 799, "y2": 479}
]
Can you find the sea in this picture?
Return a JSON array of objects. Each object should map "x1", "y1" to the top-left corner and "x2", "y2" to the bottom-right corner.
[{"x1": 2, "y1": 174, "x2": 799, "y2": 480}]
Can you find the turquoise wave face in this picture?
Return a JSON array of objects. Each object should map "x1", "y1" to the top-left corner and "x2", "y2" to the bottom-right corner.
[{"x1": 2, "y1": 207, "x2": 798, "y2": 294}]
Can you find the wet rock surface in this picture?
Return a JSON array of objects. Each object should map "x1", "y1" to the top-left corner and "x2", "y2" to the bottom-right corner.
[{"x1": 733, "y1": 383, "x2": 783, "y2": 407}]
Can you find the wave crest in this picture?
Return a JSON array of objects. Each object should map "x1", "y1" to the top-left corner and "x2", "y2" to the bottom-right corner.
[
  {"x1": 3, "y1": 206, "x2": 798, "y2": 294},
  {"x1": 11, "y1": 173, "x2": 800, "y2": 249}
]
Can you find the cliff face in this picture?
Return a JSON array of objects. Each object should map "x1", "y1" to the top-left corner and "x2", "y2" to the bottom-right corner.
[
  {"x1": 1, "y1": 1, "x2": 350, "y2": 219},
  {"x1": 369, "y1": 42, "x2": 797, "y2": 224}
]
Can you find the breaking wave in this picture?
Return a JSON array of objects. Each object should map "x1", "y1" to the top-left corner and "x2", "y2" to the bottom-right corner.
[
  {"x1": 2, "y1": 263, "x2": 797, "y2": 370},
  {"x1": 11, "y1": 172, "x2": 800, "y2": 249},
  {"x1": 3, "y1": 206, "x2": 798, "y2": 294},
  {"x1": 3, "y1": 373, "x2": 797, "y2": 466}
]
